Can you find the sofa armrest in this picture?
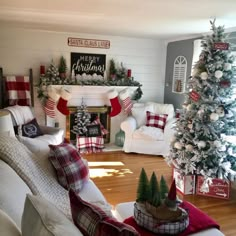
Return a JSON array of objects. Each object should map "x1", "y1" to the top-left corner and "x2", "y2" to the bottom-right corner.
[
  {"x1": 164, "y1": 118, "x2": 176, "y2": 142},
  {"x1": 120, "y1": 116, "x2": 137, "y2": 137}
]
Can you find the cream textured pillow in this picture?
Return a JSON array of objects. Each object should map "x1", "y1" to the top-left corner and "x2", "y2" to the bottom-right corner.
[
  {"x1": 0, "y1": 209, "x2": 21, "y2": 236},
  {"x1": 21, "y1": 194, "x2": 82, "y2": 236},
  {"x1": 131, "y1": 103, "x2": 154, "y2": 127}
]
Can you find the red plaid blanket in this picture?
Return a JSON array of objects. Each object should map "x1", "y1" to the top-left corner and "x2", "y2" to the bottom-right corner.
[
  {"x1": 124, "y1": 201, "x2": 220, "y2": 236},
  {"x1": 5, "y1": 76, "x2": 31, "y2": 106},
  {"x1": 77, "y1": 136, "x2": 104, "y2": 153}
]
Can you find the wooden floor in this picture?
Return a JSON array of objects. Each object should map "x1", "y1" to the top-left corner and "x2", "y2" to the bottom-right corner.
[{"x1": 85, "y1": 151, "x2": 236, "y2": 236}]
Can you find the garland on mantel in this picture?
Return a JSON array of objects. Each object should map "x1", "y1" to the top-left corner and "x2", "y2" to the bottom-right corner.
[{"x1": 37, "y1": 58, "x2": 143, "y2": 102}]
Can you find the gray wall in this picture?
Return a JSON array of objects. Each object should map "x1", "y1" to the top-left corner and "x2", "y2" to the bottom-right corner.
[
  {"x1": 164, "y1": 38, "x2": 199, "y2": 109},
  {"x1": 164, "y1": 31, "x2": 236, "y2": 110}
]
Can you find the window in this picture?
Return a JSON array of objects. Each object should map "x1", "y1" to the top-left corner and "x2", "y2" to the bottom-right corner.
[{"x1": 172, "y1": 56, "x2": 187, "y2": 93}]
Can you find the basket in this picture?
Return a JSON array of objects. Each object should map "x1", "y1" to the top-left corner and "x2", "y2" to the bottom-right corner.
[{"x1": 134, "y1": 202, "x2": 189, "y2": 235}]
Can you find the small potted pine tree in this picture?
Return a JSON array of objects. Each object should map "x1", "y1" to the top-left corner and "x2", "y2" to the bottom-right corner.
[{"x1": 58, "y1": 56, "x2": 67, "y2": 79}]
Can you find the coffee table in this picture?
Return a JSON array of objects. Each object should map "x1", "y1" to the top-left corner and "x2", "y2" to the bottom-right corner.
[{"x1": 113, "y1": 202, "x2": 224, "y2": 236}]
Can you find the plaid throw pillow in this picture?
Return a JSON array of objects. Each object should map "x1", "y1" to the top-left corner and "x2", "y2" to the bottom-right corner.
[
  {"x1": 146, "y1": 111, "x2": 168, "y2": 130},
  {"x1": 69, "y1": 189, "x2": 139, "y2": 236},
  {"x1": 91, "y1": 117, "x2": 108, "y2": 136},
  {"x1": 49, "y1": 143, "x2": 89, "y2": 192}
]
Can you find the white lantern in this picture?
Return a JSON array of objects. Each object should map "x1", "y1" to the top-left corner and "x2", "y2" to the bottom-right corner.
[
  {"x1": 200, "y1": 72, "x2": 208, "y2": 80},
  {"x1": 215, "y1": 70, "x2": 223, "y2": 79},
  {"x1": 210, "y1": 113, "x2": 219, "y2": 121}
]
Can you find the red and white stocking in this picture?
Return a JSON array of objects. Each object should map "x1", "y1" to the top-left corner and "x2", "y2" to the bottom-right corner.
[
  {"x1": 44, "y1": 86, "x2": 59, "y2": 118},
  {"x1": 107, "y1": 90, "x2": 121, "y2": 117},
  {"x1": 57, "y1": 88, "x2": 72, "y2": 116},
  {"x1": 119, "y1": 89, "x2": 133, "y2": 114}
]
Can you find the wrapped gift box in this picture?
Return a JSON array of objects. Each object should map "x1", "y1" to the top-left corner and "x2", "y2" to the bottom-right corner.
[
  {"x1": 196, "y1": 175, "x2": 230, "y2": 199},
  {"x1": 173, "y1": 168, "x2": 196, "y2": 195}
]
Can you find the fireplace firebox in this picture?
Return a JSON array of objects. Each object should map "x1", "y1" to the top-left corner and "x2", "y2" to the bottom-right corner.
[{"x1": 66, "y1": 106, "x2": 111, "y2": 144}]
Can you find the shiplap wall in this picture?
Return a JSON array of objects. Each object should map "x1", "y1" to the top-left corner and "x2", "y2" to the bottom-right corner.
[{"x1": 0, "y1": 27, "x2": 166, "y2": 143}]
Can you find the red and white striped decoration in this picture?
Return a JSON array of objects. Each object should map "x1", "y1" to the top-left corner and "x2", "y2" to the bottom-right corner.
[{"x1": 44, "y1": 98, "x2": 56, "y2": 118}]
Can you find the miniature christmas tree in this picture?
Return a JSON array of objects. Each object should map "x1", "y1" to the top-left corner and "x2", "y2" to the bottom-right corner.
[
  {"x1": 58, "y1": 56, "x2": 67, "y2": 79},
  {"x1": 109, "y1": 59, "x2": 117, "y2": 80},
  {"x1": 148, "y1": 172, "x2": 161, "y2": 207},
  {"x1": 136, "y1": 168, "x2": 151, "y2": 202},
  {"x1": 160, "y1": 175, "x2": 169, "y2": 200},
  {"x1": 46, "y1": 60, "x2": 60, "y2": 84},
  {"x1": 166, "y1": 20, "x2": 236, "y2": 181},
  {"x1": 71, "y1": 101, "x2": 91, "y2": 136}
]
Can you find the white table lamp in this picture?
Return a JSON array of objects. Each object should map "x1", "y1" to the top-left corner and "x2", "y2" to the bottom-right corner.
[{"x1": 0, "y1": 110, "x2": 15, "y2": 137}]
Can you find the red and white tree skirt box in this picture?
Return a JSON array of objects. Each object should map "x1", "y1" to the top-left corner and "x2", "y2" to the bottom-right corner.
[
  {"x1": 172, "y1": 168, "x2": 196, "y2": 195},
  {"x1": 196, "y1": 176, "x2": 231, "y2": 199}
]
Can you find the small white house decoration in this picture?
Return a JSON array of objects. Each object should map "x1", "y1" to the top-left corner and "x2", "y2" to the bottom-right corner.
[{"x1": 172, "y1": 56, "x2": 187, "y2": 93}]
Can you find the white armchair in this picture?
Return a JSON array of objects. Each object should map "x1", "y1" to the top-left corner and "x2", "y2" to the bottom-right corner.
[{"x1": 121, "y1": 102, "x2": 176, "y2": 156}]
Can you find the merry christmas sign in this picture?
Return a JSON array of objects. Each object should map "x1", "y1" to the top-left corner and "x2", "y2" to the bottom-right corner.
[
  {"x1": 196, "y1": 176, "x2": 230, "y2": 199},
  {"x1": 71, "y1": 52, "x2": 106, "y2": 77}
]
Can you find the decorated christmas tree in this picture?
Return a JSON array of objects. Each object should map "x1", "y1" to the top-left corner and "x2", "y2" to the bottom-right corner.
[
  {"x1": 71, "y1": 101, "x2": 91, "y2": 136},
  {"x1": 166, "y1": 20, "x2": 236, "y2": 181},
  {"x1": 46, "y1": 60, "x2": 60, "y2": 84}
]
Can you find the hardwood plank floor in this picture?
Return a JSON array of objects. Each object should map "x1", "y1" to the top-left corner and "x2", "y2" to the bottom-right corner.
[{"x1": 84, "y1": 151, "x2": 236, "y2": 236}]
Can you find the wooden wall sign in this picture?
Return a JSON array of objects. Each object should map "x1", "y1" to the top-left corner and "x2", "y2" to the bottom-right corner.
[
  {"x1": 71, "y1": 52, "x2": 106, "y2": 77},
  {"x1": 68, "y1": 37, "x2": 110, "y2": 49}
]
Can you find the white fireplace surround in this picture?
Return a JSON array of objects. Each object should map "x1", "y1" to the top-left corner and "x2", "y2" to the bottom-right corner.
[{"x1": 36, "y1": 85, "x2": 138, "y2": 144}]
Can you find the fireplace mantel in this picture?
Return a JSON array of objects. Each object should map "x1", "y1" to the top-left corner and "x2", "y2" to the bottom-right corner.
[{"x1": 49, "y1": 85, "x2": 138, "y2": 107}]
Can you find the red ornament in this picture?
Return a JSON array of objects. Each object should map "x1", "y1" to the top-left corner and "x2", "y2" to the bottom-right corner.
[
  {"x1": 190, "y1": 90, "x2": 200, "y2": 102},
  {"x1": 213, "y1": 42, "x2": 229, "y2": 50},
  {"x1": 127, "y1": 69, "x2": 132, "y2": 78},
  {"x1": 220, "y1": 79, "x2": 231, "y2": 88},
  {"x1": 40, "y1": 65, "x2": 45, "y2": 75}
]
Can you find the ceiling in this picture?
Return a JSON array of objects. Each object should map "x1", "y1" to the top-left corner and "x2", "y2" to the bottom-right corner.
[{"x1": 1, "y1": 0, "x2": 236, "y2": 40}]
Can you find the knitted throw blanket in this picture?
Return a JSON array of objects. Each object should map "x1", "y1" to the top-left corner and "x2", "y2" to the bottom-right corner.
[{"x1": 0, "y1": 135, "x2": 71, "y2": 219}]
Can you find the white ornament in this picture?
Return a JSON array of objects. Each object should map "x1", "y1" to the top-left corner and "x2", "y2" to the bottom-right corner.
[
  {"x1": 216, "y1": 106, "x2": 225, "y2": 117},
  {"x1": 187, "y1": 104, "x2": 192, "y2": 111},
  {"x1": 186, "y1": 144, "x2": 193, "y2": 152},
  {"x1": 174, "y1": 142, "x2": 182, "y2": 150},
  {"x1": 213, "y1": 140, "x2": 221, "y2": 148},
  {"x1": 214, "y1": 70, "x2": 223, "y2": 79},
  {"x1": 187, "y1": 123, "x2": 193, "y2": 129},
  {"x1": 224, "y1": 63, "x2": 232, "y2": 71},
  {"x1": 200, "y1": 72, "x2": 208, "y2": 80},
  {"x1": 219, "y1": 145, "x2": 226, "y2": 152},
  {"x1": 198, "y1": 141, "x2": 206, "y2": 149},
  {"x1": 210, "y1": 113, "x2": 219, "y2": 121}
]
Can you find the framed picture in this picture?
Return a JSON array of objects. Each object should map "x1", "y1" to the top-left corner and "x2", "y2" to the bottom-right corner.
[{"x1": 86, "y1": 124, "x2": 101, "y2": 137}]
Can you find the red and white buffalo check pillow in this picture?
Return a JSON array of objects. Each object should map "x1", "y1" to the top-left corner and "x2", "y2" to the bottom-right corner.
[
  {"x1": 49, "y1": 143, "x2": 89, "y2": 192},
  {"x1": 145, "y1": 111, "x2": 168, "y2": 130},
  {"x1": 69, "y1": 189, "x2": 139, "y2": 236}
]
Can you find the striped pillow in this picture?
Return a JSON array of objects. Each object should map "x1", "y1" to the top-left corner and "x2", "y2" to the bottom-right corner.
[
  {"x1": 49, "y1": 143, "x2": 89, "y2": 192},
  {"x1": 91, "y1": 117, "x2": 108, "y2": 136}
]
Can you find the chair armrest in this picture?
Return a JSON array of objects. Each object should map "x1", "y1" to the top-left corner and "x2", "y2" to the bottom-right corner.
[
  {"x1": 164, "y1": 118, "x2": 176, "y2": 142},
  {"x1": 120, "y1": 116, "x2": 137, "y2": 137}
]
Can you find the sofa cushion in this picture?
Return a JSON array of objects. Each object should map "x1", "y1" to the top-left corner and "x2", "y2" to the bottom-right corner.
[
  {"x1": 147, "y1": 102, "x2": 174, "y2": 121},
  {"x1": 18, "y1": 118, "x2": 43, "y2": 138},
  {"x1": 49, "y1": 142, "x2": 89, "y2": 192},
  {"x1": 146, "y1": 111, "x2": 168, "y2": 130},
  {"x1": 0, "y1": 209, "x2": 21, "y2": 236},
  {"x1": 21, "y1": 194, "x2": 82, "y2": 236},
  {"x1": 69, "y1": 189, "x2": 139, "y2": 236},
  {"x1": 131, "y1": 103, "x2": 154, "y2": 127},
  {"x1": 133, "y1": 126, "x2": 164, "y2": 141}
]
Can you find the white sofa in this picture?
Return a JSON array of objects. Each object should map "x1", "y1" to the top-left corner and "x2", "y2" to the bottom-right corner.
[
  {"x1": 121, "y1": 102, "x2": 176, "y2": 156},
  {"x1": 0, "y1": 133, "x2": 112, "y2": 236}
]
